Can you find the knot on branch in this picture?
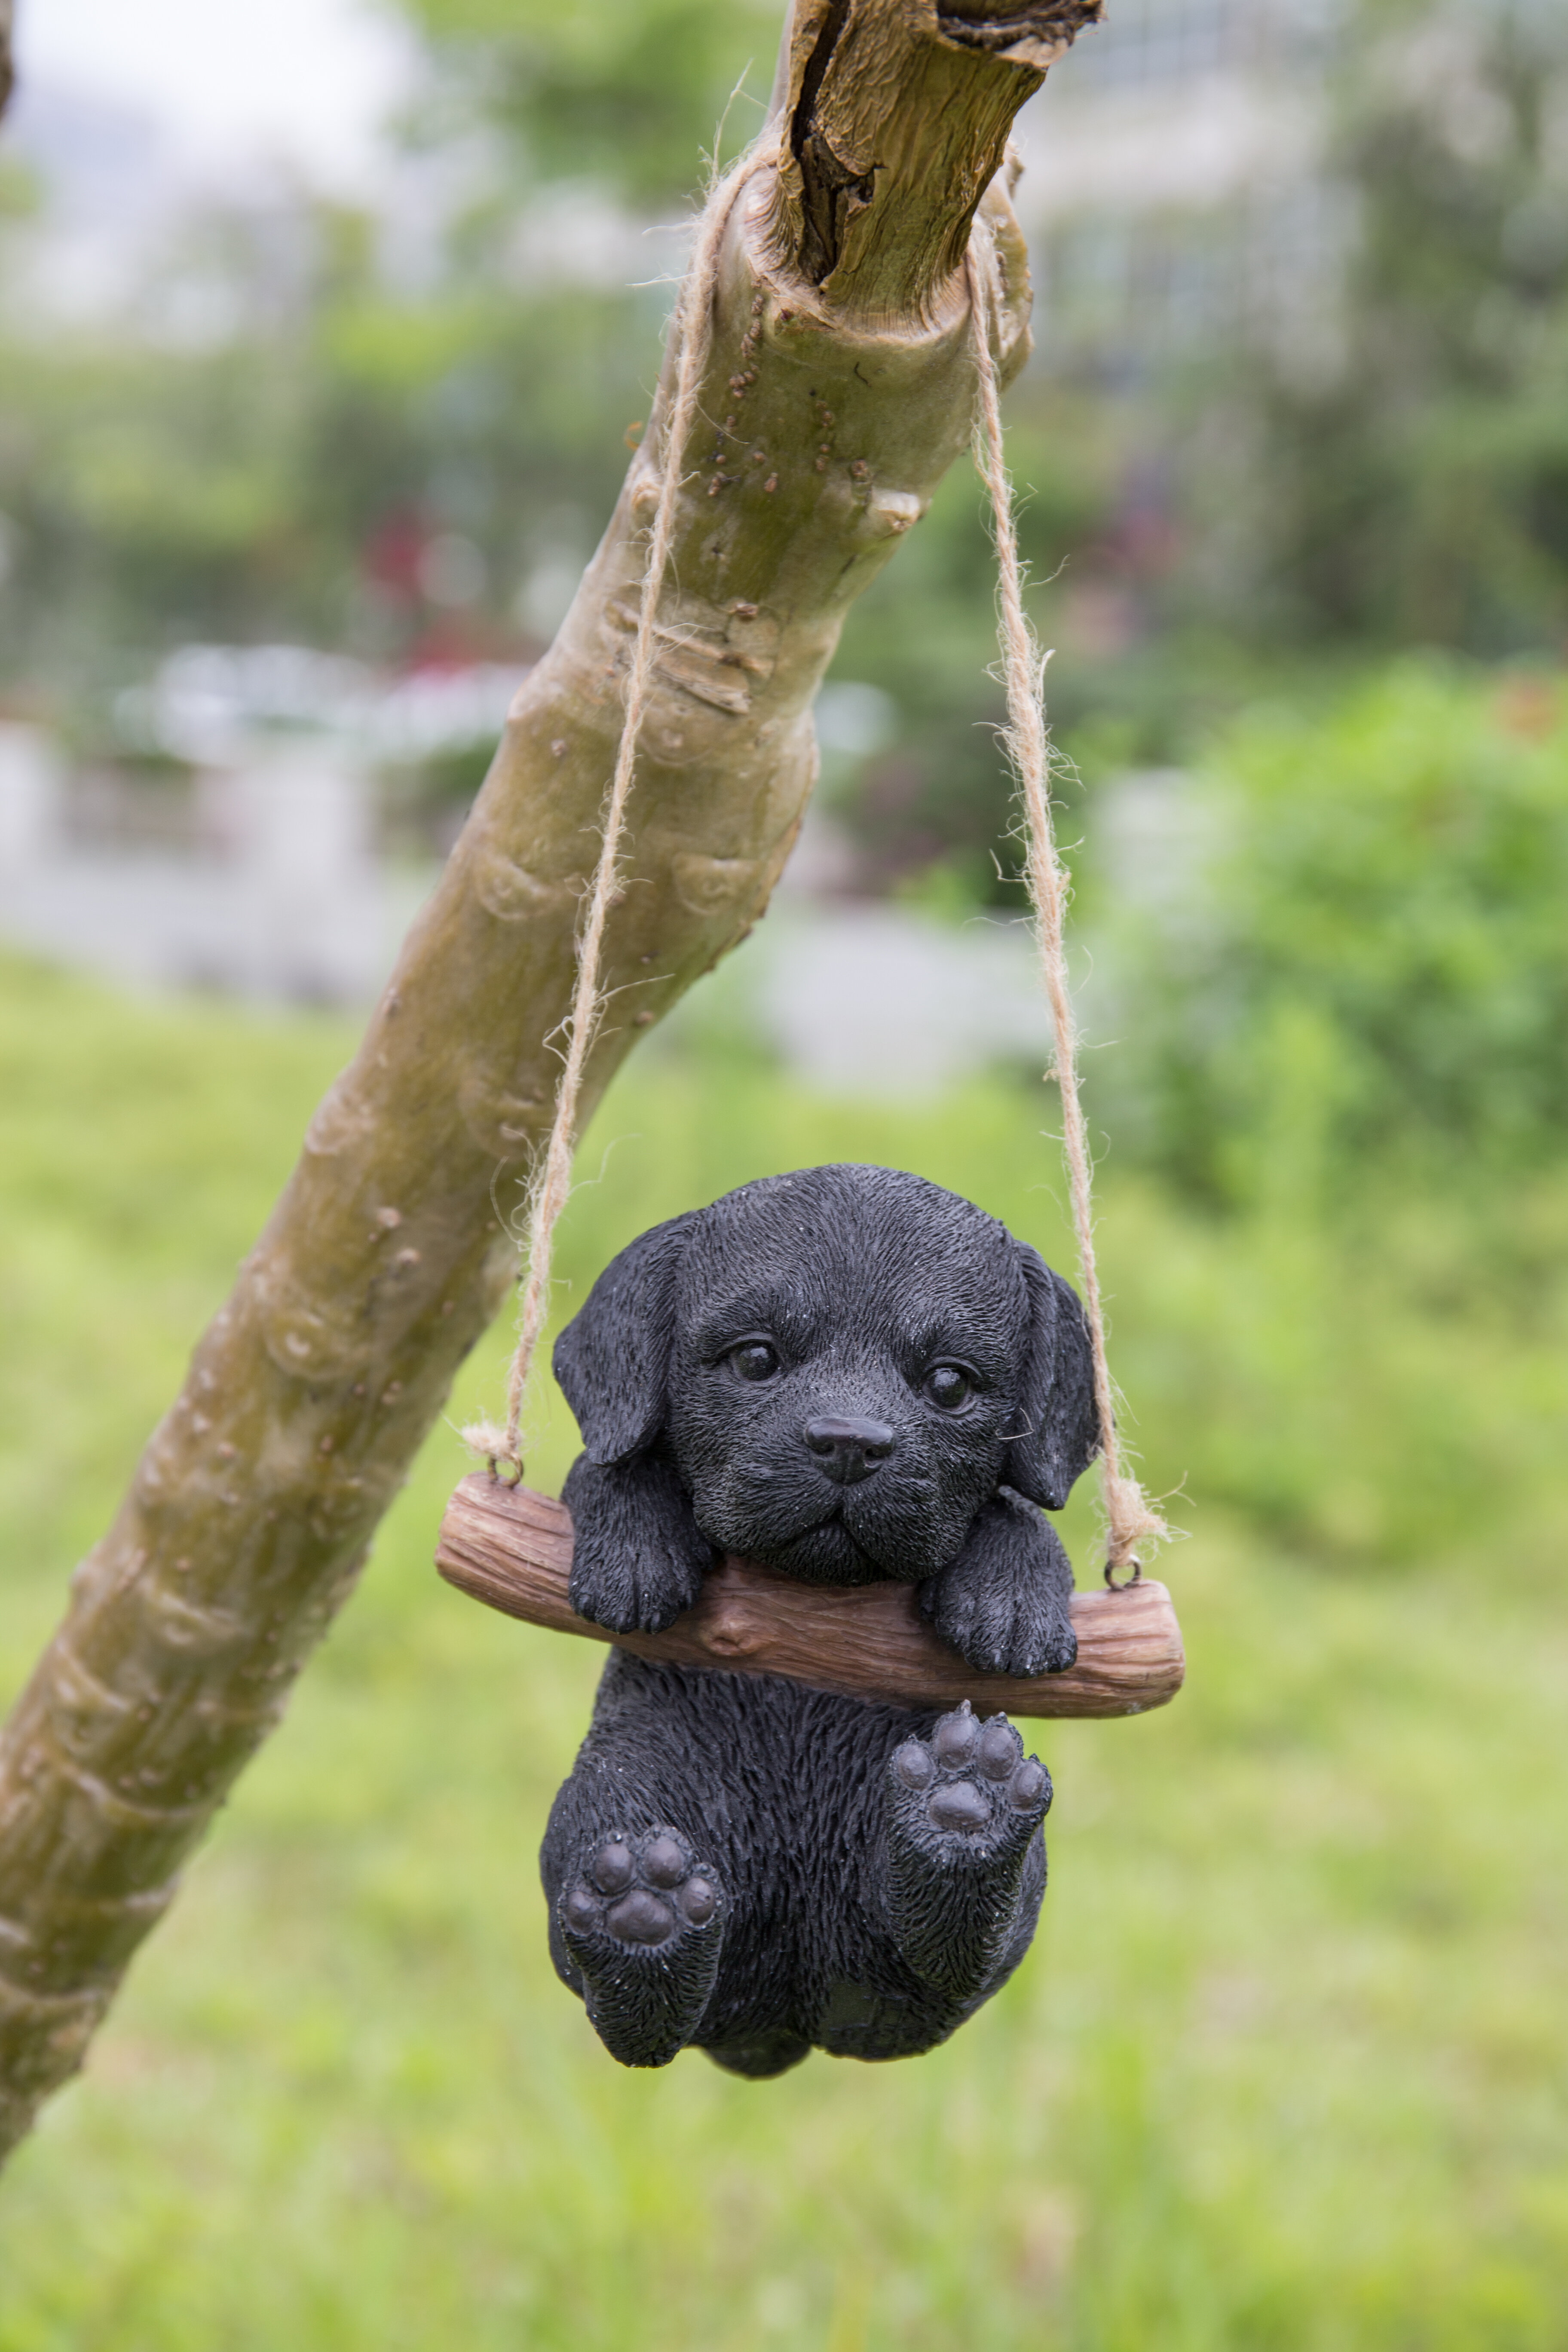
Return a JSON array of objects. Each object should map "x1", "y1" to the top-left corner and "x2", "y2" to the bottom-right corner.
[{"x1": 795, "y1": 131, "x2": 878, "y2": 286}]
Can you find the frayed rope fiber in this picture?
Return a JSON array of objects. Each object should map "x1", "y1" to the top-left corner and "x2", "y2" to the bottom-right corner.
[
  {"x1": 470, "y1": 158, "x2": 1166, "y2": 1584},
  {"x1": 463, "y1": 141, "x2": 775, "y2": 1480},
  {"x1": 965, "y1": 227, "x2": 1167, "y2": 1583}
]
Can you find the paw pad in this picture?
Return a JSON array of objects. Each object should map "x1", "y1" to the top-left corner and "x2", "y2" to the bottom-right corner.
[
  {"x1": 564, "y1": 1829, "x2": 719, "y2": 1950},
  {"x1": 893, "y1": 1703, "x2": 1049, "y2": 1838}
]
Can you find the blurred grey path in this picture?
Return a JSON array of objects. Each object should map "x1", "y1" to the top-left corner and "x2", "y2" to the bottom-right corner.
[
  {"x1": 0, "y1": 720, "x2": 1058, "y2": 1094},
  {"x1": 733, "y1": 893, "x2": 1052, "y2": 1098}
]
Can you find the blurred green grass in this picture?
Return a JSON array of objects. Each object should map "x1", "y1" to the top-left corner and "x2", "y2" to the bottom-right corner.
[{"x1": 0, "y1": 950, "x2": 1566, "y2": 2349}]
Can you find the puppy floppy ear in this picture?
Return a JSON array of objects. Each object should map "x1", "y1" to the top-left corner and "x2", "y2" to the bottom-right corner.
[
  {"x1": 552, "y1": 1214, "x2": 695, "y2": 1464},
  {"x1": 1004, "y1": 1245, "x2": 1102, "y2": 1511}
]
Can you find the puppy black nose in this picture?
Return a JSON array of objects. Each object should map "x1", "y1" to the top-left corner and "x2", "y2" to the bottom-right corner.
[{"x1": 802, "y1": 1416, "x2": 895, "y2": 1485}]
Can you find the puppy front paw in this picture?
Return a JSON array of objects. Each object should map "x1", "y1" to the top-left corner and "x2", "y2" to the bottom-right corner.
[
  {"x1": 919, "y1": 1489, "x2": 1078, "y2": 1677},
  {"x1": 563, "y1": 1449, "x2": 713, "y2": 1634}
]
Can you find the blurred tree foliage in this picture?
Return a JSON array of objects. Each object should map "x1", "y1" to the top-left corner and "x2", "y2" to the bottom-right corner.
[
  {"x1": 0, "y1": 195, "x2": 665, "y2": 711},
  {"x1": 401, "y1": 0, "x2": 781, "y2": 200},
  {"x1": 1168, "y1": 0, "x2": 1568, "y2": 658},
  {"x1": 0, "y1": 0, "x2": 1564, "y2": 873}
]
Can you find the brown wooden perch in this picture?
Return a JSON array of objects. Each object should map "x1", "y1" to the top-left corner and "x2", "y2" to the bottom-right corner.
[{"x1": 438, "y1": 1475, "x2": 1185, "y2": 1720}]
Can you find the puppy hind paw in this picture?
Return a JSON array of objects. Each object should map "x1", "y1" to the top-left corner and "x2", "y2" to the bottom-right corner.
[
  {"x1": 882, "y1": 1705, "x2": 1050, "y2": 1997},
  {"x1": 563, "y1": 1831, "x2": 721, "y2": 1947},
  {"x1": 889, "y1": 1705, "x2": 1050, "y2": 1860},
  {"x1": 559, "y1": 1829, "x2": 725, "y2": 2068}
]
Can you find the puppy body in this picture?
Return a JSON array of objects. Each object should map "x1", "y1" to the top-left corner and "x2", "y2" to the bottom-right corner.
[
  {"x1": 540, "y1": 1166, "x2": 1100, "y2": 2072},
  {"x1": 542, "y1": 1660, "x2": 1047, "y2": 2076}
]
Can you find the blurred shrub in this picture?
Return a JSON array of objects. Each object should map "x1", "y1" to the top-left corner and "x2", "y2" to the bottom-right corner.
[
  {"x1": 1063, "y1": 658, "x2": 1568, "y2": 1562},
  {"x1": 1096, "y1": 661, "x2": 1568, "y2": 1212}
]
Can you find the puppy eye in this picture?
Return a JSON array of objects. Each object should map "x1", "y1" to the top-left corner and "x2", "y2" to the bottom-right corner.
[
  {"x1": 923, "y1": 1364, "x2": 972, "y2": 1411},
  {"x1": 728, "y1": 1341, "x2": 780, "y2": 1384}
]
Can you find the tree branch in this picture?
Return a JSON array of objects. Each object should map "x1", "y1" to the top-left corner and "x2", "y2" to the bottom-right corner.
[
  {"x1": 438, "y1": 1479, "x2": 1185, "y2": 1720},
  {"x1": 0, "y1": 0, "x2": 1096, "y2": 2159},
  {"x1": 769, "y1": 0, "x2": 1102, "y2": 320},
  {"x1": 0, "y1": 0, "x2": 15, "y2": 123}
]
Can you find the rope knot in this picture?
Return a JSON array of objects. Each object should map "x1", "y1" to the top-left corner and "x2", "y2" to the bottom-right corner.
[
  {"x1": 1102, "y1": 1473, "x2": 1168, "y2": 1586},
  {"x1": 461, "y1": 1419, "x2": 526, "y2": 1486}
]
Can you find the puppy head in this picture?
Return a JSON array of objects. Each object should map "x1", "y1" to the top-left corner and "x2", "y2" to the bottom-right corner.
[{"x1": 553, "y1": 1165, "x2": 1100, "y2": 1585}]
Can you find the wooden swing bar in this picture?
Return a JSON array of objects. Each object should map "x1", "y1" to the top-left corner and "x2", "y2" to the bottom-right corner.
[{"x1": 438, "y1": 1476, "x2": 1185, "y2": 1720}]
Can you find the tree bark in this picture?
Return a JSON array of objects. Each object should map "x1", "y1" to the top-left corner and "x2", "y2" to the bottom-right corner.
[
  {"x1": 0, "y1": 0, "x2": 1100, "y2": 2160},
  {"x1": 438, "y1": 1479, "x2": 1185, "y2": 1719},
  {"x1": 1, "y1": 0, "x2": 15, "y2": 122}
]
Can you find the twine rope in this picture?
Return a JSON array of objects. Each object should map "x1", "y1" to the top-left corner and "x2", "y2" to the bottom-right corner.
[
  {"x1": 466, "y1": 143, "x2": 772, "y2": 1479},
  {"x1": 965, "y1": 232, "x2": 1167, "y2": 1585}
]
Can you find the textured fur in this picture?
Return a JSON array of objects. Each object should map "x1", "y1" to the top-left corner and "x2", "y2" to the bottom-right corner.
[{"x1": 541, "y1": 1166, "x2": 1101, "y2": 2072}]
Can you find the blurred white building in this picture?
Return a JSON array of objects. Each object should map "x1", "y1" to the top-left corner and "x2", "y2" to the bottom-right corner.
[
  {"x1": 0, "y1": 640, "x2": 522, "y2": 1004},
  {"x1": 1018, "y1": 0, "x2": 1341, "y2": 371},
  {"x1": 0, "y1": 717, "x2": 426, "y2": 1005},
  {"x1": 746, "y1": 890, "x2": 1054, "y2": 1099}
]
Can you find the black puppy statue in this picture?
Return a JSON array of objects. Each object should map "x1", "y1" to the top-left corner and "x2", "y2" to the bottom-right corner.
[{"x1": 540, "y1": 1164, "x2": 1101, "y2": 2076}]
